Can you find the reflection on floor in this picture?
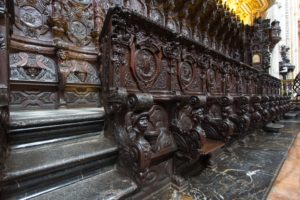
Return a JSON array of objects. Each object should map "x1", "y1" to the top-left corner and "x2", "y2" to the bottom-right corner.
[
  {"x1": 150, "y1": 117, "x2": 300, "y2": 200},
  {"x1": 267, "y1": 120, "x2": 300, "y2": 200}
]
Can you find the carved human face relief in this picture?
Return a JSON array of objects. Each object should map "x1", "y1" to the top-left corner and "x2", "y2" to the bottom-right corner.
[{"x1": 137, "y1": 115, "x2": 149, "y2": 132}]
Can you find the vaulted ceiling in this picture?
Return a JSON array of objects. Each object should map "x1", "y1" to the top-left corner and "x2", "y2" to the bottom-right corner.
[{"x1": 221, "y1": 0, "x2": 275, "y2": 25}]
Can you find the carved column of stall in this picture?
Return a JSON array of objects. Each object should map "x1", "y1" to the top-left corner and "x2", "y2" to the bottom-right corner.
[
  {"x1": 174, "y1": 0, "x2": 193, "y2": 38},
  {"x1": 171, "y1": 96, "x2": 207, "y2": 175},
  {"x1": 202, "y1": 95, "x2": 236, "y2": 142},
  {"x1": 231, "y1": 96, "x2": 250, "y2": 134},
  {"x1": 218, "y1": 4, "x2": 239, "y2": 56},
  {"x1": 49, "y1": 0, "x2": 101, "y2": 108},
  {"x1": 214, "y1": 3, "x2": 230, "y2": 54},
  {"x1": 198, "y1": 0, "x2": 215, "y2": 47},
  {"x1": 249, "y1": 95, "x2": 263, "y2": 129},
  {"x1": 145, "y1": 0, "x2": 164, "y2": 26},
  {"x1": 162, "y1": 0, "x2": 179, "y2": 34},
  {"x1": 99, "y1": 8, "x2": 179, "y2": 196},
  {"x1": 207, "y1": 3, "x2": 223, "y2": 50},
  {"x1": 0, "y1": 0, "x2": 9, "y2": 175},
  {"x1": 250, "y1": 19, "x2": 281, "y2": 73}
]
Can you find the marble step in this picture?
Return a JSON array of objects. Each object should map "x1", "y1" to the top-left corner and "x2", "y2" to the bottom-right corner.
[
  {"x1": 283, "y1": 111, "x2": 299, "y2": 119},
  {"x1": 263, "y1": 123, "x2": 284, "y2": 133},
  {"x1": 29, "y1": 170, "x2": 137, "y2": 200},
  {"x1": 1, "y1": 134, "x2": 118, "y2": 199},
  {"x1": 9, "y1": 108, "x2": 105, "y2": 128},
  {"x1": 8, "y1": 108, "x2": 105, "y2": 145}
]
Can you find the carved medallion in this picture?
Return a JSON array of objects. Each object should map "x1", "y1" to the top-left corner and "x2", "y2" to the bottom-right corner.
[
  {"x1": 179, "y1": 62, "x2": 193, "y2": 83},
  {"x1": 133, "y1": 49, "x2": 160, "y2": 91},
  {"x1": 20, "y1": 6, "x2": 43, "y2": 28},
  {"x1": 136, "y1": 50, "x2": 156, "y2": 80},
  {"x1": 14, "y1": 0, "x2": 50, "y2": 38},
  {"x1": 178, "y1": 62, "x2": 194, "y2": 90},
  {"x1": 70, "y1": 21, "x2": 87, "y2": 40}
]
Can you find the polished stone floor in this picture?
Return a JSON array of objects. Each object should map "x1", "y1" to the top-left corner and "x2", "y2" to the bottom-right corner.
[
  {"x1": 149, "y1": 118, "x2": 299, "y2": 200},
  {"x1": 267, "y1": 119, "x2": 300, "y2": 200}
]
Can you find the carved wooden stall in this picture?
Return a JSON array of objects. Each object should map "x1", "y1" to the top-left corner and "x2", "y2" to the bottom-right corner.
[
  {"x1": 0, "y1": 0, "x2": 292, "y2": 199},
  {"x1": 100, "y1": 6, "x2": 290, "y2": 197}
]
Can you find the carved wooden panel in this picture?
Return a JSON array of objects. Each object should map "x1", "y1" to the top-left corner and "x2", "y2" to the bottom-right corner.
[
  {"x1": 10, "y1": 52, "x2": 58, "y2": 82},
  {"x1": 50, "y1": 0, "x2": 104, "y2": 48},
  {"x1": 60, "y1": 60, "x2": 100, "y2": 85},
  {"x1": 10, "y1": 91, "x2": 57, "y2": 109},
  {"x1": 0, "y1": 0, "x2": 9, "y2": 170},
  {"x1": 13, "y1": 0, "x2": 52, "y2": 41},
  {"x1": 64, "y1": 86, "x2": 100, "y2": 107}
]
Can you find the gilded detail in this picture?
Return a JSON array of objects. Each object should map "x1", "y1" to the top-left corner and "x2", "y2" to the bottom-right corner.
[{"x1": 221, "y1": 0, "x2": 274, "y2": 25}]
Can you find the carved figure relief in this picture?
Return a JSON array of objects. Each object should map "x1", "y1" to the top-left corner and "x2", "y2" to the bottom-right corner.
[
  {"x1": 136, "y1": 50, "x2": 156, "y2": 80},
  {"x1": 59, "y1": 60, "x2": 100, "y2": 84},
  {"x1": 129, "y1": 0, "x2": 146, "y2": 16},
  {"x1": 10, "y1": 52, "x2": 58, "y2": 82},
  {"x1": 179, "y1": 62, "x2": 193, "y2": 87},
  {"x1": 150, "y1": 9, "x2": 164, "y2": 25}
]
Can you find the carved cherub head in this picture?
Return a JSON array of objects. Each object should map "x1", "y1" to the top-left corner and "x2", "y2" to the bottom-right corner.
[
  {"x1": 132, "y1": 112, "x2": 149, "y2": 133},
  {"x1": 239, "y1": 104, "x2": 249, "y2": 114},
  {"x1": 192, "y1": 107, "x2": 204, "y2": 122},
  {"x1": 222, "y1": 106, "x2": 233, "y2": 118}
]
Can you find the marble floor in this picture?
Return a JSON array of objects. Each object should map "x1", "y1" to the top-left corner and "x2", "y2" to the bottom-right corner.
[
  {"x1": 267, "y1": 131, "x2": 300, "y2": 200},
  {"x1": 149, "y1": 117, "x2": 300, "y2": 200}
]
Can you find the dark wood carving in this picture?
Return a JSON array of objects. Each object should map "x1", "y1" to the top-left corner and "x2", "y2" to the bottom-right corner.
[
  {"x1": 249, "y1": 19, "x2": 281, "y2": 72},
  {"x1": 9, "y1": 52, "x2": 58, "y2": 82},
  {"x1": 0, "y1": 0, "x2": 9, "y2": 177},
  {"x1": 100, "y1": 6, "x2": 290, "y2": 196},
  {"x1": 6, "y1": 0, "x2": 282, "y2": 110},
  {"x1": 8, "y1": 0, "x2": 103, "y2": 109}
]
